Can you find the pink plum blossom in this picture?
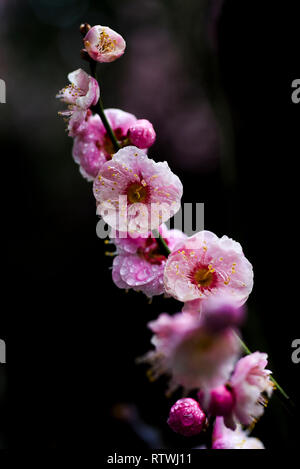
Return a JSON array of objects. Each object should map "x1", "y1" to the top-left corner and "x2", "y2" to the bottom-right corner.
[
  {"x1": 164, "y1": 230, "x2": 253, "y2": 305},
  {"x1": 222, "y1": 352, "x2": 274, "y2": 430},
  {"x1": 212, "y1": 417, "x2": 265, "y2": 449},
  {"x1": 167, "y1": 398, "x2": 207, "y2": 437},
  {"x1": 128, "y1": 119, "x2": 156, "y2": 149},
  {"x1": 93, "y1": 146, "x2": 183, "y2": 234},
  {"x1": 139, "y1": 312, "x2": 241, "y2": 394},
  {"x1": 110, "y1": 224, "x2": 187, "y2": 297},
  {"x1": 84, "y1": 25, "x2": 126, "y2": 63},
  {"x1": 57, "y1": 68, "x2": 100, "y2": 137}
]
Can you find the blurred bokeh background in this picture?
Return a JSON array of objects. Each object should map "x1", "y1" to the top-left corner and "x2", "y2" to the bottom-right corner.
[{"x1": 1, "y1": 0, "x2": 300, "y2": 449}]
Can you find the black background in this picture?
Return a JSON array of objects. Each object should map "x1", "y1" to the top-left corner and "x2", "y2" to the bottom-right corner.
[{"x1": 1, "y1": 0, "x2": 300, "y2": 450}]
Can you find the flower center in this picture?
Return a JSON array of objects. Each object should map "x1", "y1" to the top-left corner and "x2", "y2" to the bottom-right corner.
[
  {"x1": 97, "y1": 31, "x2": 116, "y2": 53},
  {"x1": 191, "y1": 264, "x2": 217, "y2": 291},
  {"x1": 127, "y1": 182, "x2": 148, "y2": 204},
  {"x1": 140, "y1": 236, "x2": 167, "y2": 265},
  {"x1": 61, "y1": 83, "x2": 84, "y2": 103},
  {"x1": 194, "y1": 267, "x2": 213, "y2": 287},
  {"x1": 103, "y1": 128, "x2": 126, "y2": 158}
]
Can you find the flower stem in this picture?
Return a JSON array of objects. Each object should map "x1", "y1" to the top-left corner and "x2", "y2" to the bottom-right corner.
[
  {"x1": 89, "y1": 62, "x2": 121, "y2": 153},
  {"x1": 152, "y1": 230, "x2": 171, "y2": 258},
  {"x1": 234, "y1": 332, "x2": 294, "y2": 404}
]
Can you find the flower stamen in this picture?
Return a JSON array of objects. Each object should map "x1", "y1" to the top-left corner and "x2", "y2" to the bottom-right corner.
[{"x1": 127, "y1": 182, "x2": 148, "y2": 204}]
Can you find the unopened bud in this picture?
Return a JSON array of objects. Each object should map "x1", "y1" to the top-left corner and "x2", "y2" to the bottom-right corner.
[
  {"x1": 80, "y1": 23, "x2": 91, "y2": 37},
  {"x1": 203, "y1": 385, "x2": 235, "y2": 417},
  {"x1": 128, "y1": 119, "x2": 156, "y2": 149},
  {"x1": 167, "y1": 398, "x2": 207, "y2": 437}
]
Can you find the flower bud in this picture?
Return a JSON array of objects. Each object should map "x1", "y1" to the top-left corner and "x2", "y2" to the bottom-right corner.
[
  {"x1": 202, "y1": 295, "x2": 246, "y2": 332},
  {"x1": 208, "y1": 385, "x2": 235, "y2": 416},
  {"x1": 83, "y1": 25, "x2": 126, "y2": 63},
  {"x1": 167, "y1": 398, "x2": 207, "y2": 437},
  {"x1": 80, "y1": 23, "x2": 91, "y2": 37},
  {"x1": 128, "y1": 119, "x2": 156, "y2": 149}
]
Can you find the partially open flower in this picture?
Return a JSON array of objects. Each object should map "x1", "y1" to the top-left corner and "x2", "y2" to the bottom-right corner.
[
  {"x1": 83, "y1": 25, "x2": 126, "y2": 63},
  {"x1": 164, "y1": 230, "x2": 253, "y2": 305},
  {"x1": 212, "y1": 417, "x2": 265, "y2": 449},
  {"x1": 110, "y1": 224, "x2": 186, "y2": 298},
  {"x1": 93, "y1": 146, "x2": 183, "y2": 234},
  {"x1": 222, "y1": 352, "x2": 274, "y2": 430},
  {"x1": 139, "y1": 312, "x2": 240, "y2": 394},
  {"x1": 57, "y1": 68, "x2": 100, "y2": 137},
  {"x1": 167, "y1": 398, "x2": 207, "y2": 437}
]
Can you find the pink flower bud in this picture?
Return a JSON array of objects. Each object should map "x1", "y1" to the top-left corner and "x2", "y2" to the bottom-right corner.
[
  {"x1": 202, "y1": 295, "x2": 246, "y2": 333},
  {"x1": 83, "y1": 25, "x2": 126, "y2": 63},
  {"x1": 167, "y1": 398, "x2": 207, "y2": 437},
  {"x1": 128, "y1": 119, "x2": 156, "y2": 149},
  {"x1": 208, "y1": 385, "x2": 235, "y2": 416}
]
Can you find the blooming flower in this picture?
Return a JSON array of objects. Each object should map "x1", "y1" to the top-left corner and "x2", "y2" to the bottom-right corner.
[
  {"x1": 164, "y1": 230, "x2": 253, "y2": 305},
  {"x1": 83, "y1": 25, "x2": 126, "y2": 63},
  {"x1": 57, "y1": 68, "x2": 100, "y2": 137},
  {"x1": 139, "y1": 312, "x2": 240, "y2": 394},
  {"x1": 93, "y1": 146, "x2": 183, "y2": 234},
  {"x1": 221, "y1": 352, "x2": 274, "y2": 430},
  {"x1": 212, "y1": 417, "x2": 265, "y2": 449},
  {"x1": 167, "y1": 398, "x2": 207, "y2": 437},
  {"x1": 111, "y1": 224, "x2": 186, "y2": 297}
]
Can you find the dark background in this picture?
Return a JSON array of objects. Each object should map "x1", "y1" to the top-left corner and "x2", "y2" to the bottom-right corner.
[{"x1": 1, "y1": 0, "x2": 300, "y2": 450}]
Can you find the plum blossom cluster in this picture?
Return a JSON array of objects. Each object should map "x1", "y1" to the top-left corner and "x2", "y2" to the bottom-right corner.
[{"x1": 56, "y1": 23, "x2": 281, "y2": 450}]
